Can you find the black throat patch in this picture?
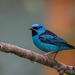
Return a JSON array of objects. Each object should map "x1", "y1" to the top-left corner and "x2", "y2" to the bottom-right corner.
[{"x1": 32, "y1": 30, "x2": 38, "y2": 36}]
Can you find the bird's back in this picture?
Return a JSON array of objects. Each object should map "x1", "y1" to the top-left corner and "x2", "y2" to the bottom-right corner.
[{"x1": 32, "y1": 30, "x2": 75, "y2": 52}]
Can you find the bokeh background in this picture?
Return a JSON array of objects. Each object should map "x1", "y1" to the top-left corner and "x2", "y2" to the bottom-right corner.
[{"x1": 0, "y1": 0, "x2": 75, "y2": 75}]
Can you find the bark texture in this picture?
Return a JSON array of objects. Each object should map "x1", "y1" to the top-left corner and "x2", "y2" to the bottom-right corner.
[{"x1": 0, "y1": 42, "x2": 75, "y2": 75}]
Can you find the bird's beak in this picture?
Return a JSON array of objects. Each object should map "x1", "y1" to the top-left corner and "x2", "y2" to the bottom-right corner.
[
  {"x1": 29, "y1": 28, "x2": 35, "y2": 31},
  {"x1": 29, "y1": 28, "x2": 33, "y2": 30}
]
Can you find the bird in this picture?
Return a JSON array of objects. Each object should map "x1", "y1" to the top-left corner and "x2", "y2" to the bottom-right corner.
[{"x1": 30, "y1": 24, "x2": 75, "y2": 60}]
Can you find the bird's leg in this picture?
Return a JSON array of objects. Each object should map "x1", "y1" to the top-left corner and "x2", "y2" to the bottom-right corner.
[
  {"x1": 52, "y1": 52, "x2": 58, "y2": 60},
  {"x1": 43, "y1": 51, "x2": 53, "y2": 56},
  {"x1": 43, "y1": 51, "x2": 53, "y2": 59}
]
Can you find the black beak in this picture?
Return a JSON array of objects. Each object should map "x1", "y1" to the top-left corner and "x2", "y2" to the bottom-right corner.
[
  {"x1": 29, "y1": 28, "x2": 36, "y2": 31},
  {"x1": 29, "y1": 28, "x2": 33, "y2": 30}
]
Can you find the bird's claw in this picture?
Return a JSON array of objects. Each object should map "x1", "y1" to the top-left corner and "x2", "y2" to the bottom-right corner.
[
  {"x1": 43, "y1": 55, "x2": 48, "y2": 59},
  {"x1": 51, "y1": 58, "x2": 57, "y2": 62}
]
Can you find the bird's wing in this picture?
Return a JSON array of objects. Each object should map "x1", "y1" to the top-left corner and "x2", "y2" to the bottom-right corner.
[
  {"x1": 39, "y1": 30, "x2": 73, "y2": 47},
  {"x1": 39, "y1": 34, "x2": 68, "y2": 46}
]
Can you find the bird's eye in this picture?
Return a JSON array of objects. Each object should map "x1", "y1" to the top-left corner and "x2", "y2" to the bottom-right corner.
[
  {"x1": 33, "y1": 27, "x2": 42, "y2": 30},
  {"x1": 33, "y1": 27, "x2": 37, "y2": 29}
]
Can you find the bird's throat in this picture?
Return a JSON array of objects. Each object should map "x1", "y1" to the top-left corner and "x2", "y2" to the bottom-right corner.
[{"x1": 32, "y1": 30, "x2": 38, "y2": 36}]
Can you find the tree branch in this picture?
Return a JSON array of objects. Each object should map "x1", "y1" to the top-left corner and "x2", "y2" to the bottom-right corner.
[{"x1": 0, "y1": 42, "x2": 75, "y2": 75}]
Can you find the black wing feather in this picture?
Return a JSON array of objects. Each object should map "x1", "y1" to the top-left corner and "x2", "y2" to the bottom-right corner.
[{"x1": 39, "y1": 30, "x2": 74, "y2": 48}]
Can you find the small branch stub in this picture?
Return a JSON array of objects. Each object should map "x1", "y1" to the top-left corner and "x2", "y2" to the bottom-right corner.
[{"x1": 0, "y1": 44, "x2": 3, "y2": 49}]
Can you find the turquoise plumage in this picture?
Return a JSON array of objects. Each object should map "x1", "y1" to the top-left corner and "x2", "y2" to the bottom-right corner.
[{"x1": 30, "y1": 24, "x2": 75, "y2": 59}]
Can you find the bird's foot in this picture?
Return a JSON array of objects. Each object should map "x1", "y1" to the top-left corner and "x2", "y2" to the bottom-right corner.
[
  {"x1": 51, "y1": 51, "x2": 58, "y2": 61},
  {"x1": 51, "y1": 57, "x2": 57, "y2": 62},
  {"x1": 43, "y1": 54, "x2": 48, "y2": 59}
]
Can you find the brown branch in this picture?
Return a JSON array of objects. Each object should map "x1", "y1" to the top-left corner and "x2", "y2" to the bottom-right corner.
[{"x1": 0, "y1": 42, "x2": 75, "y2": 75}]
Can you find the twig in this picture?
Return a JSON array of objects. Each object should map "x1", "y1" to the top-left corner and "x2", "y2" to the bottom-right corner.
[{"x1": 0, "y1": 42, "x2": 75, "y2": 75}]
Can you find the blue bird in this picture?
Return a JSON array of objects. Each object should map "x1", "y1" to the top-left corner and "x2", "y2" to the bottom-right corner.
[{"x1": 30, "y1": 24, "x2": 75, "y2": 59}]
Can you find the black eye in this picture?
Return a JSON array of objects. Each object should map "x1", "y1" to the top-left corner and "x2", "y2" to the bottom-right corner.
[
  {"x1": 33, "y1": 27, "x2": 37, "y2": 29},
  {"x1": 33, "y1": 27, "x2": 42, "y2": 30}
]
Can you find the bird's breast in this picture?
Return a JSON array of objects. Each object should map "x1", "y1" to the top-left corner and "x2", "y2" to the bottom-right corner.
[{"x1": 32, "y1": 35, "x2": 53, "y2": 52}]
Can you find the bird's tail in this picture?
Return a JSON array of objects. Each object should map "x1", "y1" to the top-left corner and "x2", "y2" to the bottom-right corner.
[{"x1": 72, "y1": 47, "x2": 75, "y2": 49}]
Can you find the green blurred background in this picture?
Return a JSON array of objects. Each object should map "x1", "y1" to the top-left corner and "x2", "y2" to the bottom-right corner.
[
  {"x1": 0, "y1": 0, "x2": 45, "y2": 75},
  {"x1": 0, "y1": 0, "x2": 75, "y2": 75}
]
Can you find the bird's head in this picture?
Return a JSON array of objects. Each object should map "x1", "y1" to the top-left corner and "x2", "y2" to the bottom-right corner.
[{"x1": 30, "y1": 24, "x2": 46, "y2": 36}]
